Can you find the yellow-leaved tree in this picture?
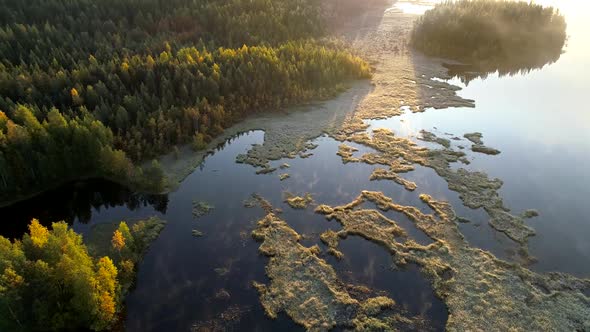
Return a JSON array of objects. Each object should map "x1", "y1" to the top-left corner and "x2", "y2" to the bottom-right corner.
[
  {"x1": 0, "y1": 217, "x2": 165, "y2": 330},
  {"x1": 28, "y1": 218, "x2": 49, "y2": 248},
  {"x1": 0, "y1": 220, "x2": 120, "y2": 331},
  {"x1": 111, "y1": 230, "x2": 125, "y2": 255},
  {"x1": 93, "y1": 257, "x2": 119, "y2": 330}
]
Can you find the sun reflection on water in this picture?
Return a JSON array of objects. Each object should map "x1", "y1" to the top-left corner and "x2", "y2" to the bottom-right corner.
[{"x1": 387, "y1": 1, "x2": 438, "y2": 15}]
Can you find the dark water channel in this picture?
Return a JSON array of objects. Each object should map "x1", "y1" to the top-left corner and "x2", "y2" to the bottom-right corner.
[{"x1": 1, "y1": 132, "x2": 450, "y2": 331}]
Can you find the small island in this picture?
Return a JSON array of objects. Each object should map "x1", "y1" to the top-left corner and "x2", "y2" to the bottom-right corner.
[{"x1": 411, "y1": 0, "x2": 567, "y2": 82}]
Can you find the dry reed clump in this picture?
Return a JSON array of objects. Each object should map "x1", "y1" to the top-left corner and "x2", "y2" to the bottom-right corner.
[
  {"x1": 370, "y1": 168, "x2": 417, "y2": 191},
  {"x1": 320, "y1": 230, "x2": 345, "y2": 259},
  {"x1": 337, "y1": 144, "x2": 360, "y2": 163},
  {"x1": 335, "y1": 127, "x2": 534, "y2": 246},
  {"x1": 284, "y1": 192, "x2": 315, "y2": 209},
  {"x1": 315, "y1": 191, "x2": 590, "y2": 331},
  {"x1": 251, "y1": 211, "x2": 431, "y2": 331}
]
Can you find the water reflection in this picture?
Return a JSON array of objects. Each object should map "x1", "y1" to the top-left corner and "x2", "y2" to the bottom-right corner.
[
  {"x1": 329, "y1": 235, "x2": 447, "y2": 330},
  {"x1": 118, "y1": 132, "x2": 450, "y2": 331},
  {"x1": 388, "y1": 1, "x2": 436, "y2": 15},
  {"x1": 411, "y1": 0, "x2": 567, "y2": 85},
  {"x1": 443, "y1": 46, "x2": 564, "y2": 85},
  {"x1": 1, "y1": 1, "x2": 588, "y2": 330},
  {"x1": 0, "y1": 179, "x2": 168, "y2": 239}
]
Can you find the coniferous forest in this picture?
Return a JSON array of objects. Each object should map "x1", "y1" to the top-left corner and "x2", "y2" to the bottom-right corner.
[
  {"x1": 410, "y1": 0, "x2": 566, "y2": 80},
  {"x1": 0, "y1": 0, "x2": 371, "y2": 203}
]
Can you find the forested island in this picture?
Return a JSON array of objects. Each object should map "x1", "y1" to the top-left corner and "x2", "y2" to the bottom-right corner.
[
  {"x1": 0, "y1": 0, "x2": 370, "y2": 204},
  {"x1": 411, "y1": 0, "x2": 567, "y2": 82}
]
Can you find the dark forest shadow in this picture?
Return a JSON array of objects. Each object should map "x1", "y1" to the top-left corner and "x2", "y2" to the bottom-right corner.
[{"x1": 0, "y1": 179, "x2": 168, "y2": 239}]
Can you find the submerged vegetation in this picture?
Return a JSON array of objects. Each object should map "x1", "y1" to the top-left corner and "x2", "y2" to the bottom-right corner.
[
  {"x1": 0, "y1": 0, "x2": 370, "y2": 204},
  {"x1": 192, "y1": 200, "x2": 214, "y2": 219},
  {"x1": 191, "y1": 304, "x2": 251, "y2": 332},
  {"x1": 411, "y1": 0, "x2": 567, "y2": 82},
  {"x1": 463, "y1": 132, "x2": 500, "y2": 155},
  {"x1": 0, "y1": 217, "x2": 165, "y2": 331}
]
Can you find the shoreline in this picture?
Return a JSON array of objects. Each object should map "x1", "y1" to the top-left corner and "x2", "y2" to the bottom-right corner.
[
  {"x1": 143, "y1": 80, "x2": 373, "y2": 192},
  {"x1": 0, "y1": 80, "x2": 372, "y2": 209}
]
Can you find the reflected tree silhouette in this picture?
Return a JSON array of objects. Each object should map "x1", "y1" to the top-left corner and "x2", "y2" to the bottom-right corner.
[
  {"x1": 411, "y1": 0, "x2": 567, "y2": 84},
  {"x1": 0, "y1": 179, "x2": 168, "y2": 239},
  {"x1": 442, "y1": 47, "x2": 564, "y2": 85}
]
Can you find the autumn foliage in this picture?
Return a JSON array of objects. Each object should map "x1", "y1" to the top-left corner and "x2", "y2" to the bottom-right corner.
[
  {"x1": 0, "y1": 219, "x2": 161, "y2": 331},
  {"x1": 0, "y1": 0, "x2": 370, "y2": 203},
  {"x1": 0, "y1": 220, "x2": 119, "y2": 330}
]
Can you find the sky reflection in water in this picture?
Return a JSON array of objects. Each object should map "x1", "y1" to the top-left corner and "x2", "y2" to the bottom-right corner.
[{"x1": 1, "y1": 1, "x2": 589, "y2": 330}]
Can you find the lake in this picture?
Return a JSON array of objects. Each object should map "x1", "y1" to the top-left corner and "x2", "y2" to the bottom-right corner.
[{"x1": 1, "y1": 0, "x2": 588, "y2": 330}]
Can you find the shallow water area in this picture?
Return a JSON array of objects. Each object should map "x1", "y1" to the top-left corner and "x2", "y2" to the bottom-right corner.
[
  {"x1": 329, "y1": 235, "x2": 447, "y2": 330},
  {"x1": 1, "y1": 129, "x2": 452, "y2": 330},
  {"x1": 365, "y1": 0, "x2": 590, "y2": 276},
  {"x1": 116, "y1": 131, "x2": 453, "y2": 330}
]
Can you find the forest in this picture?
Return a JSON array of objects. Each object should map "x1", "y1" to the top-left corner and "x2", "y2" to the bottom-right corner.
[
  {"x1": 410, "y1": 0, "x2": 566, "y2": 80},
  {"x1": 0, "y1": 217, "x2": 166, "y2": 331},
  {"x1": 0, "y1": 0, "x2": 370, "y2": 203}
]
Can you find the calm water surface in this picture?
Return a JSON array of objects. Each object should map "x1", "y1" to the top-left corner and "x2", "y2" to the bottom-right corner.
[
  {"x1": 368, "y1": 0, "x2": 590, "y2": 276},
  {"x1": 1, "y1": 1, "x2": 589, "y2": 330}
]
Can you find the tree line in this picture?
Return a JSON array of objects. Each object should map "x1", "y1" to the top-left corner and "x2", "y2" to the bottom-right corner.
[
  {"x1": 410, "y1": 0, "x2": 566, "y2": 82},
  {"x1": 0, "y1": 0, "x2": 370, "y2": 202}
]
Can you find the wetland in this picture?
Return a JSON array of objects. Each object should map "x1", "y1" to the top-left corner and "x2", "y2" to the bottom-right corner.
[{"x1": 1, "y1": 0, "x2": 589, "y2": 331}]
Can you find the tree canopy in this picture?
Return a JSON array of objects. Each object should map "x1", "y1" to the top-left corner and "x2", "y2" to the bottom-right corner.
[
  {"x1": 0, "y1": 0, "x2": 370, "y2": 203},
  {"x1": 0, "y1": 220, "x2": 119, "y2": 330},
  {"x1": 0, "y1": 218, "x2": 165, "y2": 331},
  {"x1": 410, "y1": 0, "x2": 566, "y2": 82}
]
